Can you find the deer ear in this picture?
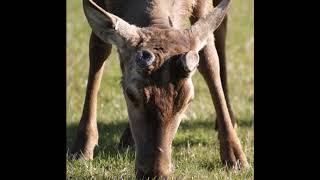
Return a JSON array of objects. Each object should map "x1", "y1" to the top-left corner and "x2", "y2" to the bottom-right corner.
[
  {"x1": 83, "y1": 0, "x2": 141, "y2": 46},
  {"x1": 189, "y1": 0, "x2": 230, "y2": 49},
  {"x1": 177, "y1": 51, "x2": 199, "y2": 76}
]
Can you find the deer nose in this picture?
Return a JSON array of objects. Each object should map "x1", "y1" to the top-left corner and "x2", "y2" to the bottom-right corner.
[{"x1": 136, "y1": 50, "x2": 155, "y2": 67}]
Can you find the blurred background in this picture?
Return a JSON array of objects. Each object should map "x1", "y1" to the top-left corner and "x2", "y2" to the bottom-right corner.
[{"x1": 67, "y1": 0, "x2": 253, "y2": 178}]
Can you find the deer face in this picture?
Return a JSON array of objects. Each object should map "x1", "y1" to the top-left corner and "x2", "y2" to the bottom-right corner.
[
  {"x1": 83, "y1": 0, "x2": 230, "y2": 178},
  {"x1": 120, "y1": 28, "x2": 199, "y2": 177}
]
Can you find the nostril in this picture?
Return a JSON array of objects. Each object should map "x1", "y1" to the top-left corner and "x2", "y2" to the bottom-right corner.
[{"x1": 136, "y1": 50, "x2": 155, "y2": 67}]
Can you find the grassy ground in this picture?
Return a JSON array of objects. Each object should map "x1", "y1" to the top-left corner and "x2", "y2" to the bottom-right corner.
[{"x1": 67, "y1": 0, "x2": 254, "y2": 179}]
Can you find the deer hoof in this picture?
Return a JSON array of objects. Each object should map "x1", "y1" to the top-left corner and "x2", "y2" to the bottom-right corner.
[
  {"x1": 219, "y1": 138, "x2": 249, "y2": 169},
  {"x1": 70, "y1": 130, "x2": 98, "y2": 160}
]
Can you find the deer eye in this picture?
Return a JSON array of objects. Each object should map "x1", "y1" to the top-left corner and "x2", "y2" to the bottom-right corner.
[{"x1": 135, "y1": 50, "x2": 155, "y2": 67}]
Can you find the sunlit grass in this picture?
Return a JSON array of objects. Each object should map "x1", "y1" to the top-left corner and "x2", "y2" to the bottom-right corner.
[{"x1": 67, "y1": 0, "x2": 253, "y2": 179}]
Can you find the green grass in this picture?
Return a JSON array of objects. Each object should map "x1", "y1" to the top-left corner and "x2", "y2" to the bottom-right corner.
[{"x1": 67, "y1": 0, "x2": 254, "y2": 179}]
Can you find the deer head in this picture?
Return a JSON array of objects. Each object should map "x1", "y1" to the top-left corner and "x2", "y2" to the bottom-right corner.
[{"x1": 83, "y1": 0, "x2": 230, "y2": 178}]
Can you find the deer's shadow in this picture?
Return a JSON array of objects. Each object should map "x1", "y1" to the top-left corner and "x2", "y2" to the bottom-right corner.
[{"x1": 66, "y1": 118, "x2": 253, "y2": 157}]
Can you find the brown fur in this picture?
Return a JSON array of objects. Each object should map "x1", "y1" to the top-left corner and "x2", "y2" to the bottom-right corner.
[{"x1": 71, "y1": 0, "x2": 249, "y2": 178}]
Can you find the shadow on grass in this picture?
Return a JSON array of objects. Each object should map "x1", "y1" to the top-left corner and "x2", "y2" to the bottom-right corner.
[
  {"x1": 173, "y1": 118, "x2": 253, "y2": 148},
  {"x1": 66, "y1": 120, "x2": 130, "y2": 158},
  {"x1": 66, "y1": 118, "x2": 253, "y2": 158},
  {"x1": 178, "y1": 118, "x2": 253, "y2": 130}
]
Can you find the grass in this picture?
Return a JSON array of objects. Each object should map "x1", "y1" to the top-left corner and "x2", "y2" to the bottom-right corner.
[{"x1": 67, "y1": 0, "x2": 254, "y2": 179}]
